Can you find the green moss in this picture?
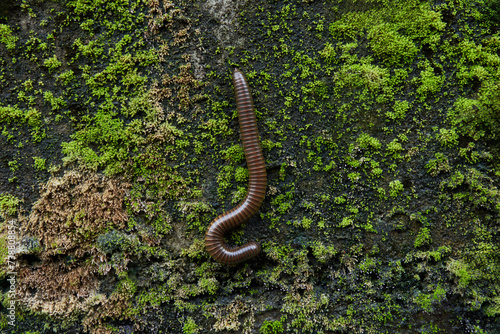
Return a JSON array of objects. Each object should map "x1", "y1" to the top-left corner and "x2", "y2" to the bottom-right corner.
[
  {"x1": 271, "y1": 191, "x2": 295, "y2": 215},
  {"x1": 368, "y1": 23, "x2": 417, "y2": 65},
  {"x1": 389, "y1": 180, "x2": 404, "y2": 198},
  {"x1": 329, "y1": 12, "x2": 371, "y2": 40},
  {"x1": 43, "y1": 91, "x2": 66, "y2": 111},
  {"x1": 178, "y1": 201, "x2": 211, "y2": 232},
  {"x1": 447, "y1": 259, "x2": 473, "y2": 289},
  {"x1": 301, "y1": 80, "x2": 329, "y2": 100},
  {"x1": 222, "y1": 144, "x2": 245, "y2": 163},
  {"x1": 347, "y1": 172, "x2": 361, "y2": 182},
  {"x1": 57, "y1": 70, "x2": 75, "y2": 85},
  {"x1": 0, "y1": 193, "x2": 21, "y2": 218},
  {"x1": 183, "y1": 317, "x2": 200, "y2": 334},
  {"x1": 96, "y1": 230, "x2": 131, "y2": 254},
  {"x1": 334, "y1": 196, "x2": 346, "y2": 205},
  {"x1": 318, "y1": 42, "x2": 336, "y2": 63},
  {"x1": 0, "y1": 105, "x2": 45, "y2": 142},
  {"x1": 358, "y1": 256, "x2": 378, "y2": 273},
  {"x1": 415, "y1": 284, "x2": 446, "y2": 312},
  {"x1": 337, "y1": 62, "x2": 390, "y2": 92},
  {"x1": 260, "y1": 316, "x2": 286, "y2": 334},
  {"x1": 310, "y1": 241, "x2": 337, "y2": 263},
  {"x1": 436, "y1": 128, "x2": 459, "y2": 147},
  {"x1": 426, "y1": 245, "x2": 451, "y2": 262},
  {"x1": 340, "y1": 216, "x2": 354, "y2": 228},
  {"x1": 216, "y1": 165, "x2": 235, "y2": 199},
  {"x1": 449, "y1": 84, "x2": 500, "y2": 140},
  {"x1": 386, "y1": 100, "x2": 410, "y2": 121},
  {"x1": 43, "y1": 55, "x2": 62, "y2": 73},
  {"x1": 32, "y1": 156, "x2": 46, "y2": 171},
  {"x1": 200, "y1": 118, "x2": 233, "y2": 145},
  {"x1": 7, "y1": 160, "x2": 18, "y2": 173},
  {"x1": 289, "y1": 216, "x2": 313, "y2": 229},
  {"x1": 386, "y1": 139, "x2": 403, "y2": 159},
  {"x1": 356, "y1": 132, "x2": 381, "y2": 151},
  {"x1": 0, "y1": 24, "x2": 18, "y2": 51},
  {"x1": 61, "y1": 111, "x2": 145, "y2": 175},
  {"x1": 414, "y1": 64, "x2": 445, "y2": 101},
  {"x1": 414, "y1": 227, "x2": 432, "y2": 248},
  {"x1": 0, "y1": 105, "x2": 40, "y2": 126},
  {"x1": 73, "y1": 38, "x2": 104, "y2": 59},
  {"x1": 0, "y1": 235, "x2": 7, "y2": 269},
  {"x1": 197, "y1": 277, "x2": 218, "y2": 295},
  {"x1": 400, "y1": 5, "x2": 446, "y2": 46},
  {"x1": 234, "y1": 167, "x2": 249, "y2": 183},
  {"x1": 426, "y1": 153, "x2": 451, "y2": 176}
]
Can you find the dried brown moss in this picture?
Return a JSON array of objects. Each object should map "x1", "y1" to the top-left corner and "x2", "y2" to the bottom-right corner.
[
  {"x1": 25, "y1": 171, "x2": 129, "y2": 256},
  {"x1": 82, "y1": 278, "x2": 138, "y2": 334},
  {"x1": 17, "y1": 171, "x2": 130, "y2": 324}
]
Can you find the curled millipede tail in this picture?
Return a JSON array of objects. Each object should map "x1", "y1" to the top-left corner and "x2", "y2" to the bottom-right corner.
[{"x1": 205, "y1": 68, "x2": 267, "y2": 265}]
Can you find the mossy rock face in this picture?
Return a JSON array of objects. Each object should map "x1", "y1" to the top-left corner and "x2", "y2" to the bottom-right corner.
[{"x1": 1, "y1": 0, "x2": 500, "y2": 333}]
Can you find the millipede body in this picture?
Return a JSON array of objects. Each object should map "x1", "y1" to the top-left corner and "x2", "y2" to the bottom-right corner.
[{"x1": 205, "y1": 68, "x2": 267, "y2": 265}]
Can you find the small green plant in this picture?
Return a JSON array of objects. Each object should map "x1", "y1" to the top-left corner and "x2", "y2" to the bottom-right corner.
[
  {"x1": 415, "y1": 284, "x2": 446, "y2": 312},
  {"x1": 319, "y1": 42, "x2": 336, "y2": 63},
  {"x1": 415, "y1": 64, "x2": 445, "y2": 101},
  {"x1": 234, "y1": 167, "x2": 248, "y2": 183},
  {"x1": 447, "y1": 259, "x2": 473, "y2": 288},
  {"x1": 0, "y1": 24, "x2": 18, "y2": 51},
  {"x1": 222, "y1": 144, "x2": 245, "y2": 163},
  {"x1": 414, "y1": 227, "x2": 432, "y2": 248},
  {"x1": 348, "y1": 172, "x2": 361, "y2": 182},
  {"x1": 183, "y1": 317, "x2": 199, "y2": 334},
  {"x1": 260, "y1": 316, "x2": 286, "y2": 334},
  {"x1": 334, "y1": 196, "x2": 346, "y2": 204},
  {"x1": 356, "y1": 133, "x2": 381, "y2": 151},
  {"x1": 43, "y1": 91, "x2": 66, "y2": 110},
  {"x1": 302, "y1": 80, "x2": 329, "y2": 99},
  {"x1": 436, "y1": 128, "x2": 458, "y2": 147},
  {"x1": 58, "y1": 70, "x2": 75, "y2": 85},
  {"x1": 368, "y1": 23, "x2": 417, "y2": 65},
  {"x1": 340, "y1": 216, "x2": 354, "y2": 228},
  {"x1": 43, "y1": 55, "x2": 62, "y2": 73},
  {"x1": 297, "y1": 216, "x2": 313, "y2": 229},
  {"x1": 389, "y1": 180, "x2": 404, "y2": 198},
  {"x1": 449, "y1": 85, "x2": 500, "y2": 140},
  {"x1": 311, "y1": 241, "x2": 337, "y2": 263},
  {"x1": 8, "y1": 160, "x2": 19, "y2": 173},
  {"x1": 32, "y1": 157, "x2": 46, "y2": 171},
  {"x1": 386, "y1": 100, "x2": 410, "y2": 121},
  {"x1": 0, "y1": 193, "x2": 21, "y2": 217},
  {"x1": 386, "y1": 139, "x2": 403, "y2": 159},
  {"x1": 426, "y1": 153, "x2": 450, "y2": 176}
]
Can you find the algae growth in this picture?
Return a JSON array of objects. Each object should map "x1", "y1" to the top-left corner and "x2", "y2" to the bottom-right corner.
[{"x1": 0, "y1": 0, "x2": 500, "y2": 333}]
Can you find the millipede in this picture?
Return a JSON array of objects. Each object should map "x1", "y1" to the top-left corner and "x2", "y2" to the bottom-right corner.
[{"x1": 205, "y1": 68, "x2": 267, "y2": 265}]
